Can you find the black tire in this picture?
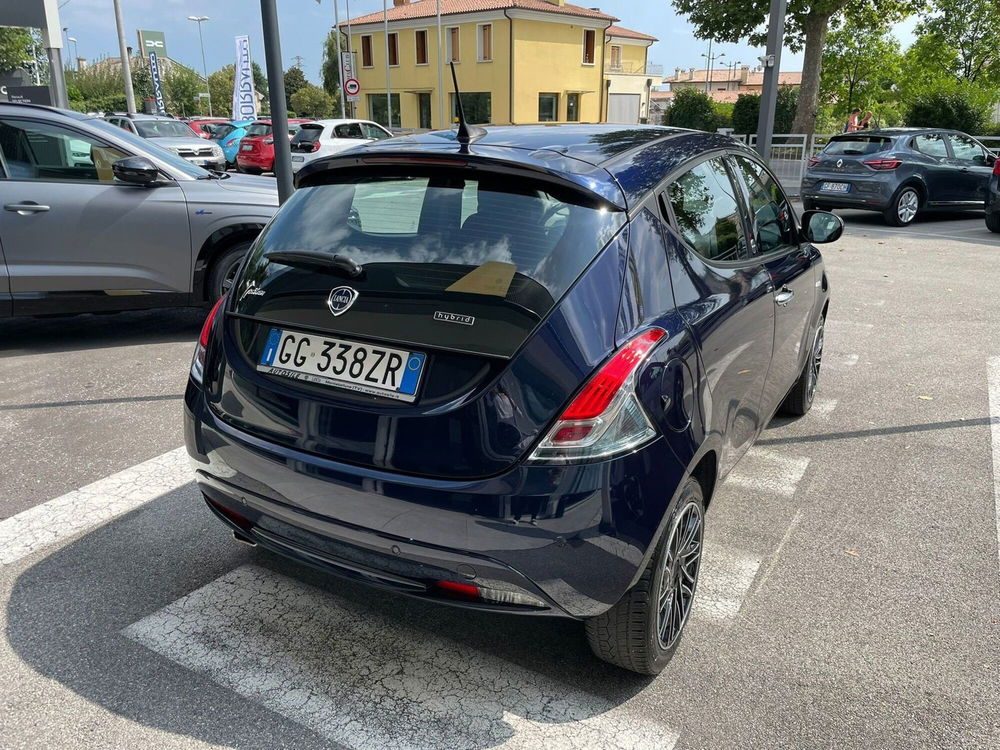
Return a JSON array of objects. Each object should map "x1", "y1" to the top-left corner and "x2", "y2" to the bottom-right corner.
[
  {"x1": 801, "y1": 198, "x2": 818, "y2": 211},
  {"x1": 883, "y1": 186, "x2": 921, "y2": 227},
  {"x1": 585, "y1": 477, "x2": 705, "y2": 674},
  {"x1": 208, "y1": 241, "x2": 252, "y2": 303},
  {"x1": 781, "y1": 315, "x2": 825, "y2": 416},
  {"x1": 986, "y1": 211, "x2": 1000, "y2": 234}
]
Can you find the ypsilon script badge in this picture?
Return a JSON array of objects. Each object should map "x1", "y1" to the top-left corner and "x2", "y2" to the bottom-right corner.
[
  {"x1": 327, "y1": 286, "x2": 359, "y2": 316},
  {"x1": 434, "y1": 311, "x2": 475, "y2": 326}
]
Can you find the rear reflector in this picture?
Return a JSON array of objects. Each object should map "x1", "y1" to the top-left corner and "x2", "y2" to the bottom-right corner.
[
  {"x1": 205, "y1": 496, "x2": 253, "y2": 532},
  {"x1": 863, "y1": 158, "x2": 902, "y2": 170},
  {"x1": 433, "y1": 580, "x2": 546, "y2": 608},
  {"x1": 435, "y1": 580, "x2": 480, "y2": 601}
]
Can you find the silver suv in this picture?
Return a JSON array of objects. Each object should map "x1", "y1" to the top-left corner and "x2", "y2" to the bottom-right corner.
[
  {"x1": 0, "y1": 104, "x2": 278, "y2": 317},
  {"x1": 105, "y1": 112, "x2": 226, "y2": 172}
]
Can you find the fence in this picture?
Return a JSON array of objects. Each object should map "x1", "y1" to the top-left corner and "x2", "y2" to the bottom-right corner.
[{"x1": 735, "y1": 133, "x2": 1000, "y2": 197}]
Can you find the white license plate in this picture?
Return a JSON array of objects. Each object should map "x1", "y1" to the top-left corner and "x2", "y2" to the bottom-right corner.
[
  {"x1": 291, "y1": 155, "x2": 304, "y2": 162},
  {"x1": 257, "y1": 328, "x2": 425, "y2": 402},
  {"x1": 821, "y1": 182, "x2": 850, "y2": 193},
  {"x1": 241, "y1": 144, "x2": 253, "y2": 151}
]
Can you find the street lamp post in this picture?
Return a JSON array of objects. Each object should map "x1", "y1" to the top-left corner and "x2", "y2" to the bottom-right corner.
[
  {"x1": 188, "y1": 16, "x2": 213, "y2": 116},
  {"x1": 701, "y1": 47, "x2": 724, "y2": 95}
]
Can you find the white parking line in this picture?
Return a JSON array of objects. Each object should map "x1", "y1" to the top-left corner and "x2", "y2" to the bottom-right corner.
[
  {"x1": 725, "y1": 450, "x2": 811, "y2": 499},
  {"x1": 827, "y1": 320, "x2": 874, "y2": 330},
  {"x1": 124, "y1": 564, "x2": 679, "y2": 750},
  {"x1": 693, "y1": 546, "x2": 761, "y2": 621},
  {"x1": 839, "y1": 354, "x2": 860, "y2": 367},
  {"x1": 0, "y1": 447, "x2": 189, "y2": 565},
  {"x1": 810, "y1": 397, "x2": 839, "y2": 418},
  {"x1": 987, "y1": 358, "x2": 1000, "y2": 578}
]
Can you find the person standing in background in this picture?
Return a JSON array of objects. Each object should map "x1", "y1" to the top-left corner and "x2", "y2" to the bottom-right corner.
[{"x1": 845, "y1": 108, "x2": 862, "y2": 132}]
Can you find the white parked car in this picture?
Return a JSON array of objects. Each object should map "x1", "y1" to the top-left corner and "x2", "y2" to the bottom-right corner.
[{"x1": 289, "y1": 119, "x2": 394, "y2": 173}]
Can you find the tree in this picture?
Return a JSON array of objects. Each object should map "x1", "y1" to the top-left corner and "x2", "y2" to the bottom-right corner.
[
  {"x1": 0, "y1": 27, "x2": 32, "y2": 74},
  {"x1": 820, "y1": 19, "x2": 902, "y2": 118},
  {"x1": 321, "y1": 30, "x2": 349, "y2": 98},
  {"x1": 165, "y1": 65, "x2": 204, "y2": 116},
  {"x1": 730, "y1": 88, "x2": 798, "y2": 134},
  {"x1": 290, "y1": 83, "x2": 335, "y2": 118},
  {"x1": 284, "y1": 66, "x2": 308, "y2": 109},
  {"x1": 208, "y1": 63, "x2": 271, "y2": 117},
  {"x1": 663, "y1": 88, "x2": 718, "y2": 131},
  {"x1": 918, "y1": 0, "x2": 1000, "y2": 84},
  {"x1": 905, "y1": 85, "x2": 992, "y2": 132},
  {"x1": 671, "y1": 0, "x2": 917, "y2": 135}
]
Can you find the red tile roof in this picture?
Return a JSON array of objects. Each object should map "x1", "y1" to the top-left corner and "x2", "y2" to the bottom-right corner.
[
  {"x1": 606, "y1": 24, "x2": 657, "y2": 42},
  {"x1": 345, "y1": 0, "x2": 618, "y2": 26},
  {"x1": 745, "y1": 71, "x2": 802, "y2": 86}
]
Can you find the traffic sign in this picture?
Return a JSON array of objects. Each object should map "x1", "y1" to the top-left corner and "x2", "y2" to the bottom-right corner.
[{"x1": 344, "y1": 78, "x2": 360, "y2": 97}]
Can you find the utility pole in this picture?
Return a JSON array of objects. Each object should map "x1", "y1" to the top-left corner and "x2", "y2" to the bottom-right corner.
[
  {"x1": 383, "y1": 0, "x2": 392, "y2": 129},
  {"x1": 261, "y1": 0, "x2": 293, "y2": 202},
  {"x1": 292, "y1": 55, "x2": 305, "y2": 69},
  {"x1": 755, "y1": 0, "x2": 786, "y2": 161},
  {"x1": 113, "y1": 0, "x2": 136, "y2": 113}
]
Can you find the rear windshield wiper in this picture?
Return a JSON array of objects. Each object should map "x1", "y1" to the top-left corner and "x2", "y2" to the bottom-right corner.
[{"x1": 267, "y1": 251, "x2": 364, "y2": 278}]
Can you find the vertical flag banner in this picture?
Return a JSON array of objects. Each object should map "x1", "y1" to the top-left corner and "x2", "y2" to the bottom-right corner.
[
  {"x1": 232, "y1": 35, "x2": 258, "y2": 120},
  {"x1": 147, "y1": 50, "x2": 166, "y2": 114}
]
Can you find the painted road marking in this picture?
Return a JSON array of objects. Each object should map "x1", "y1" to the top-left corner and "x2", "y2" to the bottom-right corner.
[
  {"x1": 987, "y1": 358, "x2": 1000, "y2": 578},
  {"x1": 124, "y1": 564, "x2": 679, "y2": 750},
  {"x1": 827, "y1": 320, "x2": 874, "y2": 330},
  {"x1": 0, "y1": 447, "x2": 189, "y2": 565},
  {"x1": 810, "y1": 397, "x2": 839, "y2": 418},
  {"x1": 840, "y1": 353, "x2": 860, "y2": 367},
  {"x1": 693, "y1": 545, "x2": 761, "y2": 621},
  {"x1": 726, "y1": 450, "x2": 811, "y2": 499}
]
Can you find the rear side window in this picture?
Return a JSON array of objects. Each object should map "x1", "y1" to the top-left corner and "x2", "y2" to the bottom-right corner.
[
  {"x1": 666, "y1": 157, "x2": 747, "y2": 262},
  {"x1": 730, "y1": 155, "x2": 797, "y2": 255},
  {"x1": 333, "y1": 123, "x2": 365, "y2": 139},
  {"x1": 911, "y1": 133, "x2": 948, "y2": 157},
  {"x1": 362, "y1": 123, "x2": 391, "y2": 140},
  {"x1": 824, "y1": 136, "x2": 891, "y2": 155}
]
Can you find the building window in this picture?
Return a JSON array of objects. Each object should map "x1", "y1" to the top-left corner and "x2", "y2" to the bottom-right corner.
[
  {"x1": 477, "y1": 24, "x2": 492, "y2": 62},
  {"x1": 538, "y1": 93, "x2": 559, "y2": 122},
  {"x1": 582, "y1": 29, "x2": 595, "y2": 65},
  {"x1": 415, "y1": 29, "x2": 428, "y2": 65},
  {"x1": 450, "y1": 92, "x2": 491, "y2": 124},
  {"x1": 566, "y1": 93, "x2": 580, "y2": 122},
  {"x1": 361, "y1": 35, "x2": 373, "y2": 67},
  {"x1": 447, "y1": 26, "x2": 460, "y2": 62},
  {"x1": 387, "y1": 32, "x2": 399, "y2": 67},
  {"x1": 367, "y1": 93, "x2": 400, "y2": 128},
  {"x1": 609, "y1": 45, "x2": 621, "y2": 70}
]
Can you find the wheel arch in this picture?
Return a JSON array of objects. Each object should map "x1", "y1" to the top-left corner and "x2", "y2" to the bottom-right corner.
[{"x1": 192, "y1": 223, "x2": 265, "y2": 304}]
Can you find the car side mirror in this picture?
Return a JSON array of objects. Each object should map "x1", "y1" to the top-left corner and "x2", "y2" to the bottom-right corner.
[
  {"x1": 112, "y1": 156, "x2": 160, "y2": 186},
  {"x1": 800, "y1": 210, "x2": 844, "y2": 244}
]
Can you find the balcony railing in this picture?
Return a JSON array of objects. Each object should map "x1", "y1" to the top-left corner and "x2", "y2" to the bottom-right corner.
[{"x1": 605, "y1": 62, "x2": 663, "y2": 76}]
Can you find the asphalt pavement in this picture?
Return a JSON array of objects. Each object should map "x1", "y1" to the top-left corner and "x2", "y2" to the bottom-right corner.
[{"x1": 1, "y1": 208, "x2": 998, "y2": 749}]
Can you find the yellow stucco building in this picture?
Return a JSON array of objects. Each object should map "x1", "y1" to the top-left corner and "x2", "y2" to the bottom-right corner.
[{"x1": 341, "y1": 0, "x2": 654, "y2": 129}]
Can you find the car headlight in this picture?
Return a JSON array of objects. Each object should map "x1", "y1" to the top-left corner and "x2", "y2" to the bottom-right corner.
[{"x1": 211, "y1": 145, "x2": 224, "y2": 159}]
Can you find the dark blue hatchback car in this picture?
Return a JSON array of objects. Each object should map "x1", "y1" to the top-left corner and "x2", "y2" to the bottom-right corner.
[{"x1": 184, "y1": 125, "x2": 841, "y2": 673}]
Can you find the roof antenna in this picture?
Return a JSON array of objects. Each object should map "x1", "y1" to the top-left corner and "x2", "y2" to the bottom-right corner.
[{"x1": 450, "y1": 61, "x2": 486, "y2": 151}]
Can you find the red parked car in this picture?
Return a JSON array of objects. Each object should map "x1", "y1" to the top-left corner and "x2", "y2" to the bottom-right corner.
[
  {"x1": 236, "y1": 119, "x2": 312, "y2": 174},
  {"x1": 183, "y1": 117, "x2": 232, "y2": 139}
]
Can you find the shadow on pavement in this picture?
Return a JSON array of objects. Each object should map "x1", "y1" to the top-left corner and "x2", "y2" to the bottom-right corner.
[
  {"x1": 0, "y1": 307, "x2": 206, "y2": 356},
  {"x1": 7, "y1": 485, "x2": 652, "y2": 749}
]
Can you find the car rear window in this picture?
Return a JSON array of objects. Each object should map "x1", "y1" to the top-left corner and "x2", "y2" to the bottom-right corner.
[
  {"x1": 245, "y1": 123, "x2": 271, "y2": 137},
  {"x1": 824, "y1": 136, "x2": 891, "y2": 155},
  {"x1": 292, "y1": 124, "x2": 324, "y2": 144},
  {"x1": 234, "y1": 170, "x2": 626, "y2": 357}
]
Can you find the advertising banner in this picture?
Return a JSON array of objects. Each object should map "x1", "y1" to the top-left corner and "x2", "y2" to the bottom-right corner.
[
  {"x1": 232, "y1": 35, "x2": 258, "y2": 121},
  {"x1": 138, "y1": 30, "x2": 168, "y2": 60},
  {"x1": 148, "y1": 50, "x2": 166, "y2": 114}
]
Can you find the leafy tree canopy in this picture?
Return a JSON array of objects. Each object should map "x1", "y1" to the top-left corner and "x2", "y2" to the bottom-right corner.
[
  {"x1": 662, "y1": 89, "x2": 718, "y2": 131},
  {"x1": 283, "y1": 66, "x2": 308, "y2": 109},
  {"x1": 917, "y1": 0, "x2": 1000, "y2": 84},
  {"x1": 0, "y1": 27, "x2": 32, "y2": 74},
  {"x1": 905, "y1": 84, "x2": 992, "y2": 132},
  {"x1": 820, "y1": 18, "x2": 902, "y2": 118},
  {"x1": 290, "y1": 83, "x2": 335, "y2": 118},
  {"x1": 731, "y1": 88, "x2": 798, "y2": 135}
]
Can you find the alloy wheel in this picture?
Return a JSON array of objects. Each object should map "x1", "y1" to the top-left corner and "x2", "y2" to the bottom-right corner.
[
  {"x1": 656, "y1": 500, "x2": 704, "y2": 650},
  {"x1": 897, "y1": 189, "x2": 919, "y2": 223},
  {"x1": 806, "y1": 322, "x2": 824, "y2": 401},
  {"x1": 221, "y1": 258, "x2": 242, "y2": 295}
]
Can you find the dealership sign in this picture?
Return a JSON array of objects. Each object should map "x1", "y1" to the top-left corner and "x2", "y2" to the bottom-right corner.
[
  {"x1": 232, "y1": 35, "x2": 258, "y2": 120},
  {"x1": 148, "y1": 50, "x2": 166, "y2": 114},
  {"x1": 137, "y1": 30, "x2": 168, "y2": 60}
]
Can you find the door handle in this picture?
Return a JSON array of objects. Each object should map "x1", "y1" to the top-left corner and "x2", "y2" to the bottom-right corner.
[
  {"x1": 774, "y1": 286, "x2": 795, "y2": 306},
  {"x1": 5, "y1": 202, "x2": 50, "y2": 214}
]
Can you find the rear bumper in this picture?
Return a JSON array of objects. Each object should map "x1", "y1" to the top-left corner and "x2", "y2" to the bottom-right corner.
[
  {"x1": 184, "y1": 380, "x2": 686, "y2": 619},
  {"x1": 801, "y1": 172, "x2": 895, "y2": 210},
  {"x1": 237, "y1": 151, "x2": 273, "y2": 171}
]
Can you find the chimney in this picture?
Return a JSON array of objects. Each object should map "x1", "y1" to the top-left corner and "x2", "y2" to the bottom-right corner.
[
  {"x1": 393, "y1": 0, "x2": 410, "y2": 6},
  {"x1": 541, "y1": 0, "x2": 566, "y2": 5}
]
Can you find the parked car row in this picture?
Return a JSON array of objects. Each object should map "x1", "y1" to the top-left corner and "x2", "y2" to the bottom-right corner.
[{"x1": 800, "y1": 127, "x2": 999, "y2": 231}]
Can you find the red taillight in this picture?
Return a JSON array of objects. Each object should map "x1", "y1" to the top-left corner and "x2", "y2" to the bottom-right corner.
[
  {"x1": 560, "y1": 329, "x2": 667, "y2": 421},
  {"x1": 312, "y1": 140, "x2": 321, "y2": 152},
  {"x1": 263, "y1": 137, "x2": 274, "y2": 145},
  {"x1": 808, "y1": 156, "x2": 820, "y2": 168},
  {"x1": 864, "y1": 158, "x2": 902, "y2": 170},
  {"x1": 992, "y1": 160, "x2": 1000, "y2": 176},
  {"x1": 192, "y1": 295, "x2": 226, "y2": 383}
]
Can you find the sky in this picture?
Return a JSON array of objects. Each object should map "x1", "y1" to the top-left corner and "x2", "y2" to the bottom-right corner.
[{"x1": 57, "y1": 0, "x2": 920, "y2": 86}]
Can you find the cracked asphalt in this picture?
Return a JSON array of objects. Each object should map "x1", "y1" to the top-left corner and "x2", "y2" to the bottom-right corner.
[{"x1": 1, "y1": 208, "x2": 998, "y2": 749}]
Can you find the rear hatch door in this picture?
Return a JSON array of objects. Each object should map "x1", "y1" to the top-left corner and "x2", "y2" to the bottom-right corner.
[
  {"x1": 208, "y1": 162, "x2": 627, "y2": 478},
  {"x1": 812, "y1": 135, "x2": 894, "y2": 175}
]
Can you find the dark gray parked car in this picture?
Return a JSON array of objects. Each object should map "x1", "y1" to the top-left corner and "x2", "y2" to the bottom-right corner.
[
  {"x1": 801, "y1": 129, "x2": 995, "y2": 226},
  {"x1": 0, "y1": 104, "x2": 278, "y2": 317}
]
